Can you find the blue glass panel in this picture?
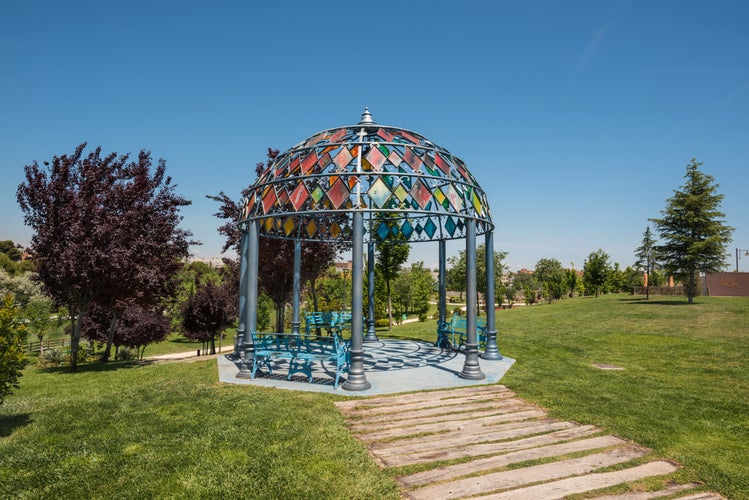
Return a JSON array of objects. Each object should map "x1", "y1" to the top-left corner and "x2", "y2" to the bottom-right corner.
[
  {"x1": 401, "y1": 220, "x2": 414, "y2": 240},
  {"x1": 377, "y1": 222, "x2": 390, "y2": 240},
  {"x1": 445, "y1": 217, "x2": 456, "y2": 237},
  {"x1": 424, "y1": 218, "x2": 437, "y2": 238}
]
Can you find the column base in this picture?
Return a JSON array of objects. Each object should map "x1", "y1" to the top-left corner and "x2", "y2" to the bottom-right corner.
[
  {"x1": 342, "y1": 348, "x2": 371, "y2": 391},
  {"x1": 459, "y1": 343, "x2": 486, "y2": 380}
]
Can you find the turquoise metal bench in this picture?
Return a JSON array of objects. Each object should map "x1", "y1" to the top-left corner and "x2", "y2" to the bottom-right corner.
[
  {"x1": 250, "y1": 330, "x2": 350, "y2": 389},
  {"x1": 436, "y1": 313, "x2": 487, "y2": 350}
]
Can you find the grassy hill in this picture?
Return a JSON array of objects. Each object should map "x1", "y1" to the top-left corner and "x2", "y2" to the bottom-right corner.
[{"x1": 2, "y1": 294, "x2": 747, "y2": 498}]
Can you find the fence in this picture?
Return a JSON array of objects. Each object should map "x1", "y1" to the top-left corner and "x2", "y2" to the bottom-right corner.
[
  {"x1": 631, "y1": 286, "x2": 685, "y2": 296},
  {"x1": 25, "y1": 338, "x2": 67, "y2": 354}
]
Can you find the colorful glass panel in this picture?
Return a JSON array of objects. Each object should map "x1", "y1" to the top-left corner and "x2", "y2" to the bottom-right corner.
[
  {"x1": 434, "y1": 153, "x2": 451, "y2": 176},
  {"x1": 444, "y1": 184, "x2": 464, "y2": 212},
  {"x1": 433, "y1": 187, "x2": 446, "y2": 206},
  {"x1": 329, "y1": 128, "x2": 346, "y2": 143},
  {"x1": 326, "y1": 179, "x2": 350, "y2": 209},
  {"x1": 311, "y1": 185, "x2": 325, "y2": 203},
  {"x1": 376, "y1": 222, "x2": 390, "y2": 240},
  {"x1": 283, "y1": 217, "x2": 295, "y2": 236},
  {"x1": 261, "y1": 187, "x2": 277, "y2": 214},
  {"x1": 367, "y1": 177, "x2": 391, "y2": 208},
  {"x1": 377, "y1": 128, "x2": 394, "y2": 142},
  {"x1": 318, "y1": 152, "x2": 332, "y2": 171},
  {"x1": 305, "y1": 219, "x2": 317, "y2": 238},
  {"x1": 445, "y1": 216, "x2": 457, "y2": 237},
  {"x1": 365, "y1": 145, "x2": 386, "y2": 171},
  {"x1": 393, "y1": 183, "x2": 408, "y2": 203},
  {"x1": 401, "y1": 220, "x2": 414, "y2": 240},
  {"x1": 401, "y1": 130, "x2": 420, "y2": 145},
  {"x1": 388, "y1": 149, "x2": 402, "y2": 168},
  {"x1": 301, "y1": 151, "x2": 318, "y2": 174},
  {"x1": 289, "y1": 183, "x2": 310, "y2": 211},
  {"x1": 424, "y1": 218, "x2": 437, "y2": 238},
  {"x1": 329, "y1": 222, "x2": 341, "y2": 238},
  {"x1": 333, "y1": 148, "x2": 353, "y2": 171},
  {"x1": 422, "y1": 153, "x2": 438, "y2": 176},
  {"x1": 403, "y1": 148, "x2": 422, "y2": 172},
  {"x1": 410, "y1": 179, "x2": 432, "y2": 209},
  {"x1": 471, "y1": 188, "x2": 482, "y2": 215}
]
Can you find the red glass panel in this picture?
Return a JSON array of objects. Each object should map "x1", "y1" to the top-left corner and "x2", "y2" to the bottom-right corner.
[
  {"x1": 301, "y1": 151, "x2": 318, "y2": 174},
  {"x1": 327, "y1": 179, "x2": 350, "y2": 209},
  {"x1": 403, "y1": 148, "x2": 422, "y2": 173},
  {"x1": 333, "y1": 148, "x2": 353, "y2": 171}
]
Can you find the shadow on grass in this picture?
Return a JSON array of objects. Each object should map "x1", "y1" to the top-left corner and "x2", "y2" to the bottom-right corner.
[
  {"x1": 38, "y1": 359, "x2": 155, "y2": 375},
  {"x1": 620, "y1": 296, "x2": 694, "y2": 306},
  {"x1": 0, "y1": 413, "x2": 32, "y2": 437}
]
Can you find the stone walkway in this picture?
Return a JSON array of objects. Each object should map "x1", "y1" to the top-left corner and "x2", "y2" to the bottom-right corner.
[{"x1": 335, "y1": 385, "x2": 725, "y2": 500}]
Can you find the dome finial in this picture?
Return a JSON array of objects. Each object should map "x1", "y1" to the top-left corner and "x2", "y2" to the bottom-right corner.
[{"x1": 358, "y1": 107, "x2": 374, "y2": 125}]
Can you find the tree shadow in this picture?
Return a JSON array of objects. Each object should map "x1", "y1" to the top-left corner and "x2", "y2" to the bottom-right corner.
[
  {"x1": 0, "y1": 413, "x2": 32, "y2": 437},
  {"x1": 620, "y1": 297, "x2": 694, "y2": 306},
  {"x1": 37, "y1": 359, "x2": 155, "y2": 375}
]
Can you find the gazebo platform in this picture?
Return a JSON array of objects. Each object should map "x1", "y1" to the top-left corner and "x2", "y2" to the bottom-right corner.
[{"x1": 217, "y1": 339, "x2": 515, "y2": 396}]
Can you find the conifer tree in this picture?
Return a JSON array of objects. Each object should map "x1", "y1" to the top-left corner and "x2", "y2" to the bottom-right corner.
[{"x1": 650, "y1": 159, "x2": 733, "y2": 303}]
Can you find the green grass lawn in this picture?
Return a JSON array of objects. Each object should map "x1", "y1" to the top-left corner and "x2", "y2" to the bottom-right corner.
[
  {"x1": 3, "y1": 294, "x2": 747, "y2": 498},
  {"x1": 391, "y1": 294, "x2": 749, "y2": 499}
]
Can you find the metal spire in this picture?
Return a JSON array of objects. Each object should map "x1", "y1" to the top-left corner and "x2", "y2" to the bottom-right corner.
[{"x1": 358, "y1": 107, "x2": 374, "y2": 125}]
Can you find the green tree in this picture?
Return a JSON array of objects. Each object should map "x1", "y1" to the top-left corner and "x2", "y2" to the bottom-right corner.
[
  {"x1": 0, "y1": 241, "x2": 23, "y2": 262},
  {"x1": 634, "y1": 226, "x2": 658, "y2": 300},
  {"x1": 650, "y1": 159, "x2": 734, "y2": 303},
  {"x1": 393, "y1": 262, "x2": 433, "y2": 317},
  {"x1": 0, "y1": 295, "x2": 28, "y2": 405},
  {"x1": 375, "y1": 215, "x2": 410, "y2": 329},
  {"x1": 446, "y1": 244, "x2": 507, "y2": 309},
  {"x1": 564, "y1": 267, "x2": 580, "y2": 298},
  {"x1": 583, "y1": 249, "x2": 611, "y2": 298},
  {"x1": 534, "y1": 258, "x2": 566, "y2": 303},
  {"x1": 511, "y1": 271, "x2": 539, "y2": 305}
]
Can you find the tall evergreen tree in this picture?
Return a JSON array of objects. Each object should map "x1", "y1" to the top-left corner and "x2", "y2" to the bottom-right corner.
[
  {"x1": 650, "y1": 159, "x2": 733, "y2": 303},
  {"x1": 634, "y1": 226, "x2": 658, "y2": 300}
]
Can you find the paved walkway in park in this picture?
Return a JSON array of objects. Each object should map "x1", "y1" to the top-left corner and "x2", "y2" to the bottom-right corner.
[{"x1": 336, "y1": 385, "x2": 725, "y2": 500}]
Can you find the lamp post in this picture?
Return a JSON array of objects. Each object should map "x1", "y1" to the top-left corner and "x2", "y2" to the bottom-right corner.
[{"x1": 736, "y1": 248, "x2": 749, "y2": 272}]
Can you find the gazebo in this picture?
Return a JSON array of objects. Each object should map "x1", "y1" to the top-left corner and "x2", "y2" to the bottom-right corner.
[{"x1": 235, "y1": 109, "x2": 501, "y2": 391}]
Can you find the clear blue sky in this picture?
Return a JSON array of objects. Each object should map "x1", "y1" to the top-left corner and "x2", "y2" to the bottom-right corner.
[{"x1": 2, "y1": 0, "x2": 748, "y2": 272}]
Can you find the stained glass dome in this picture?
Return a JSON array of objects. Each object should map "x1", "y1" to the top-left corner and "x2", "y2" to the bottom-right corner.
[{"x1": 240, "y1": 109, "x2": 493, "y2": 242}]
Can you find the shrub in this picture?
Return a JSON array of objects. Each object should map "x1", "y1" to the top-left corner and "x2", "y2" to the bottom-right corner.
[
  {"x1": 375, "y1": 318, "x2": 389, "y2": 328},
  {"x1": 418, "y1": 313, "x2": 428, "y2": 322}
]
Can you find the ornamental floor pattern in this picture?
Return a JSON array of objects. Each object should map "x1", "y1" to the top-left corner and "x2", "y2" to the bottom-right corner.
[{"x1": 216, "y1": 338, "x2": 515, "y2": 395}]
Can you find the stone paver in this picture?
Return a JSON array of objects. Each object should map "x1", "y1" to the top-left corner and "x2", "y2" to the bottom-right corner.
[{"x1": 335, "y1": 384, "x2": 725, "y2": 500}]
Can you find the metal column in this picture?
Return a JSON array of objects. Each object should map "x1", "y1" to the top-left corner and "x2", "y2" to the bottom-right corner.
[
  {"x1": 291, "y1": 239, "x2": 301, "y2": 335},
  {"x1": 343, "y1": 211, "x2": 371, "y2": 391},
  {"x1": 439, "y1": 240, "x2": 447, "y2": 325},
  {"x1": 480, "y1": 230, "x2": 502, "y2": 360},
  {"x1": 237, "y1": 219, "x2": 259, "y2": 378},
  {"x1": 459, "y1": 218, "x2": 485, "y2": 380},
  {"x1": 364, "y1": 241, "x2": 378, "y2": 342}
]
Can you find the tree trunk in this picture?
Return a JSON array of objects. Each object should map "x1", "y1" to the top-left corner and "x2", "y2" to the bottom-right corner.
[
  {"x1": 70, "y1": 314, "x2": 83, "y2": 373},
  {"x1": 386, "y1": 280, "x2": 392, "y2": 331},
  {"x1": 688, "y1": 271, "x2": 696, "y2": 304},
  {"x1": 101, "y1": 314, "x2": 118, "y2": 363},
  {"x1": 210, "y1": 334, "x2": 216, "y2": 355},
  {"x1": 275, "y1": 302, "x2": 285, "y2": 333}
]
